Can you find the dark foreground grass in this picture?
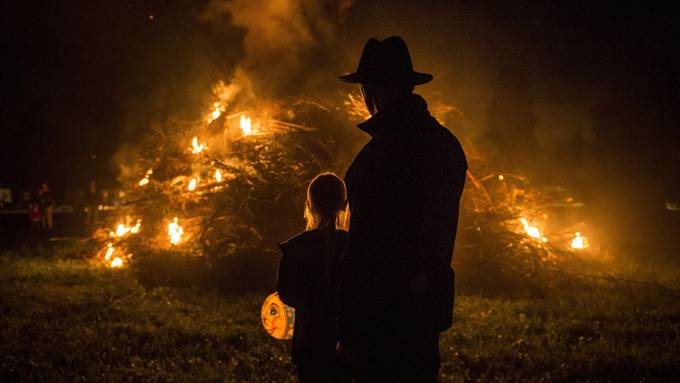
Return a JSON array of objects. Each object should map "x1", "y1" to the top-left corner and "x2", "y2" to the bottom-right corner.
[{"x1": 1, "y1": 247, "x2": 679, "y2": 382}]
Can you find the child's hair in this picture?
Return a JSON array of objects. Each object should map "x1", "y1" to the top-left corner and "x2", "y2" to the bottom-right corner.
[{"x1": 304, "y1": 173, "x2": 349, "y2": 231}]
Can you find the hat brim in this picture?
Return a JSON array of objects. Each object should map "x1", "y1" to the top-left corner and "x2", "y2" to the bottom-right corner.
[{"x1": 338, "y1": 71, "x2": 433, "y2": 86}]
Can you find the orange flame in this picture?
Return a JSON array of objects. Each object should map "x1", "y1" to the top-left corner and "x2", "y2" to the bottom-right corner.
[
  {"x1": 104, "y1": 243, "x2": 114, "y2": 261},
  {"x1": 191, "y1": 137, "x2": 207, "y2": 154},
  {"x1": 113, "y1": 220, "x2": 141, "y2": 237},
  {"x1": 188, "y1": 178, "x2": 198, "y2": 191},
  {"x1": 240, "y1": 115, "x2": 252, "y2": 136},
  {"x1": 139, "y1": 168, "x2": 153, "y2": 186},
  {"x1": 519, "y1": 217, "x2": 548, "y2": 242},
  {"x1": 210, "y1": 102, "x2": 222, "y2": 122},
  {"x1": 110, "y1": 257, "x2": 124, "y2": 268},
  {"x1": 570, "y1": 232, "x2": 590, "y2": 250},
  {"x1": 168, "y1": 217, "x2": 183, "y2": 245}
]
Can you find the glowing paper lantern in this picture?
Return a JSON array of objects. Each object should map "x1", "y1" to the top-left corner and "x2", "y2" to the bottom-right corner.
[{"x1": 261, "y1": 292, "x2": 295, "y2": 340}]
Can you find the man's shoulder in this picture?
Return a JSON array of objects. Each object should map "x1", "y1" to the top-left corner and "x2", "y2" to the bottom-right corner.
[
  {"x1": 396, "y1": 117, "x2": 467, "y2": 169},
  {"x1": 427, "y1": 117, "x2": 461, "y2": 145}
]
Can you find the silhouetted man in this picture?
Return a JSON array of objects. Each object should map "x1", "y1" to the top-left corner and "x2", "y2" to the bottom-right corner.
[{"x1": 338, "y1": 37, "x2": 467, "y2": 382}]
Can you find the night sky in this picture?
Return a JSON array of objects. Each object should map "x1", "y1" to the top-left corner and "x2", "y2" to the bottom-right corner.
[{"x1": 2, "y1": 0, "x2": 679, "y2": 202}]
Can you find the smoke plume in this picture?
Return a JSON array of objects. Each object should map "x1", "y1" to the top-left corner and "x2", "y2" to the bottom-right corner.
[{"x1": 201, "y1": 0, "x2": 353, "y2": 100}]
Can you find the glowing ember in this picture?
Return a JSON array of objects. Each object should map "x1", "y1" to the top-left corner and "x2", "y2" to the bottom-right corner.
[
  {"x1": 519, "y1": 217, "x2": 547, "y2": 242},
  {"x1": 215, "y1": 169, "x2": 222, "y2": 182},
  {"x1": 104, "y1": 243, "x2": 115, "y2": 261},
  {"x1": 139, "y1": 168, "x2": 153, "y2": 186},
  {"x1": 240, "y1": 115, "x2": 252, "y2": 136},
  {"x1": 110, "y1": 257, "x2": 124, "y2": 268},
  {"x1": 130, "y1": 220, "x2": 141, "y2": 234},
  {"x1": 113, "y1": 220, "x2": 141, "y2": 237},
  {"x1": 115, "y1": 223, "x2": 128, "y2": 237},
  {"x1": 210, "y1": 102, "x2": 222, "y2": 122},
  {"x1": 168, "y1": 217, "x2": 184, "y2": 245},
  {"x1": 498, "y1": 174, "x2": 504, "y2": 181},
  {"x1": 188, "y1": 178, "x2": 198, "y2": 191},
  {"x1": 191, "y1": 137, "x2": 207, "y2": 154},
  {"x1": 571, "y1": 232, "x2": 590, "y2": 249}
]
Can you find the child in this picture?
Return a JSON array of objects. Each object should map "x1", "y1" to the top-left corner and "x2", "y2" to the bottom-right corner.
[{"x1": 277, "y1": 173, "x2": 351, "y2": 383}]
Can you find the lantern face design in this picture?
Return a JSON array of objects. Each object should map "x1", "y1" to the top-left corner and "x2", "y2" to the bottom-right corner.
[{"x1": 261, "y1": 292, "x2": 295, "y2": 340}]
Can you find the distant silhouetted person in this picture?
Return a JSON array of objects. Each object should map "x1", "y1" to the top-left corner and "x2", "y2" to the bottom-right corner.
[
  {"x1": 38, "y1": 182, "x2": 55, "y2": 232},
  {"x1": 277, "y1": 173, "x2": 352, "y2": 383},
  {"x1": 84, "y1": 180, "x2": 100, "y2": 227},
  {"x1": 337, "y1": 36, "x2": 467, "y2": 382}
]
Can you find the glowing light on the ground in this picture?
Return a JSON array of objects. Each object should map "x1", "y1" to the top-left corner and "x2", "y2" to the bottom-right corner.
[{"x1": 571, "y1": 232, "x2": 590, "y2": 250}]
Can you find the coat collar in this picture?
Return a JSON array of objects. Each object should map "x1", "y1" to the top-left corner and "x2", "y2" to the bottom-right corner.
[{"x1": 356, "y1": 94, "x2": 431, "y2": 138}]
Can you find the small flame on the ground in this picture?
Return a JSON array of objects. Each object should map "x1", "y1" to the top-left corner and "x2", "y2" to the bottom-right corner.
[
  {"x1": 191, "y1": 137, "x2": 207, "y2": 154},
  {"x1": 240, "y1": 115, "x2": 252, "y2": 136},
  {"x1": 101, "y1": 243, "x2": 126, "y2": 268},
  {"x1": 571, "y1": 232, "x2": 590, "y2": 250},
  {"x1": 168, "y1": 217, "x2": 184, "y2": 245},
  {"x1": 215, "y1": 169, "x2": 222, "y2": 182},
  {"x1": 138, "y1": 168, "x2": 153, "y2": 186},
  {"x1": 188, "y1": 178, "x2": 198, "y2": 191},
  {"x1": 111, "y1": 220, "x2": 141, "y2": 237},
  {"x1": 519, "y1": 217, "x2": 548, "y2": 242}
]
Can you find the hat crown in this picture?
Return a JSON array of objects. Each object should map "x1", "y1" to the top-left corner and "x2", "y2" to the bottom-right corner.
[
  {"x1": 357, "y1": 36, "x2": 414, "y2": 77},
  {"x1": 339, "y1": 36, "x2": 432, "y2": 86}
]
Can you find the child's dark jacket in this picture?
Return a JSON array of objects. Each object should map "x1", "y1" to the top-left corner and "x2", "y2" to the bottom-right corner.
[{"x1": 277, "y1": 229, "x2": 347, "y2": 364}]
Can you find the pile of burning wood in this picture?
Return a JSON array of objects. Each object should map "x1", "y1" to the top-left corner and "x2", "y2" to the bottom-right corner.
[
  {"x1": 454, "y1": 154, "x2": 603, "y2": 292},
  {"x1": 92, "y1": 81, "x2": 602, "y2": 296},
  {"x1": 93, "y1": 83, "x2": 344, "y2": 270}
]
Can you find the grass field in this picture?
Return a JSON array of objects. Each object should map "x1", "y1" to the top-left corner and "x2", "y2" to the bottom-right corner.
[{"x1": 1, "y1": 245, "x2": 679, "y2": 382}]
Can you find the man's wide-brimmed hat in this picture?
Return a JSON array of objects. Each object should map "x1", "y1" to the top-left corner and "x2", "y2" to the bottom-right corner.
[{"x1": 339, "y1": 36, "x2": 433, "y2": 86}]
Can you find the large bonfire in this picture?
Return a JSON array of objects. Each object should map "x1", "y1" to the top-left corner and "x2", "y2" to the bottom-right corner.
[
  {"x1": 92, "y1": 77, "x2": 603, "y2": 295},
  {"x1": 90, "y1": 2, "x2": 605, "y2": 292}
]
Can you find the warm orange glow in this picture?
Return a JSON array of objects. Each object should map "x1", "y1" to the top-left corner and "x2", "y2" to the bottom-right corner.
[
  {"x1": 115, "y1": 223, "x2": 127, "y2": 237},
  {"x1": 519, "y1": 217, "x2": 547, "y2": 242},
  {"x1": 215, "y1": 169, "x2": 222, "y2": 182},
  {"x1": 210, "y1": 102, "x2": 222, "y2": 122},
  {"x1": 130, "y1": 220, "x2": 141, "y2": 234},
  {"x1": 261, "y1": 292, "x2": 295, "y2": 340},
  {"x1": 191, "y1": 137, "x2": 207, "y2": 154},
  {"x1": 498, "y1": 174, "x2": 504, "y2": 181},
  {"x1": 110, "y1": 257, "x2": 124, "y2": 268},
  {"x1": 168, "y1": 217, "x2": 183, "y2": 245},
  {"x1": 240, "y1": 114, "x2": 252, "y2": 136},
  {"x1": 113, "y1": 220, "x2": 141, "y2": 237},
  {"x1": 188, "y1": 178, "x2": 198, "y2": 191},
  {"x1": 571, "y1": 232, "x2": 590, "y2": 250},
  {"x1": 139, "y1": 168, "x2": 153, "y2": 186},
  {"x1": 104, "y1": 243, "x2": 115, "y2": 261}
]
